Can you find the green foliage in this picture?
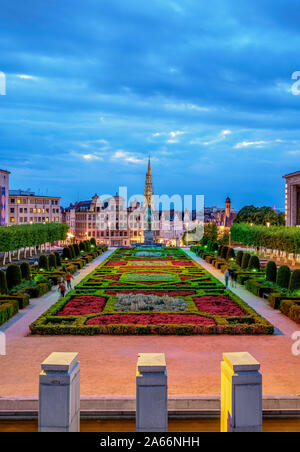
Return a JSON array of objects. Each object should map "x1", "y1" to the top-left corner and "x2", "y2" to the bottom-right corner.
[
  {"x1": 236, "y1": 250, "x2": 244, "y2": 267},
  {"x1": 90, "y1": 237, "x2": 97, "y2": 247},
  {"x1": 234, "y1": 205, "x2": 285, "y2": 226},
  {"x1": 226, "y1": 247, "x2": 235, "y2": 261},
  {"x1": 73, "y1": 244, "x2": 80, "y2": 257},
  {"x1": 276, "y1": 265, "x2": 291, "y2": 289},
  {"x1": 241, "y1": 253, "x2": 251, "y2": 269},
  {"x1": 230, "y1": 223, "x2": 300, "y2": 254},
  {"x1": 48, "y1": 253, "x2": 57, "y2": 269},
  {"x1": 0, "y1": 270, "x2": 8, "y2": 294},
  {"x1": 0, "y1": 223, "x2": 69, "y2": 253},
  {"x1": 62, "y1": 247, "x2": 72, "y2": 259},
  {"x1": 248, "y1": 255, "x2": 260, "y2": 271},
  {"x1": 289, "y1": 270, "x2": 300, "y2": 293},
  {"x1": 69, "y1": 245, "x2": 75, "y2": 259},
  {"x1": 79, "y1": 241, "x2": 87, "y2": 252},
  {"x1": 38, "y1": 254, "x2": 49, "y2": 270},
  {"x1": 266, "y1": 261, "x2": 277, "y2": 283},
  {"x1": 6, "y1": 264, "x2": 22, "y2": 290},
  {"x1": 54, "y1": 252, "x2": 61, "y2": 267},
  {"x1": 204, "y1": 223, "x2": 218, "y2": 242},
  {"x1": 20, "y1": 262, "x2": 31, "y2": 280},
  {"x1": 220, "y1": 246, "x2": 229, "y2": 259}
]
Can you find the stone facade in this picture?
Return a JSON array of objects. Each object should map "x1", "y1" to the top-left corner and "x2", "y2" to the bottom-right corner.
[
  {"x1": 8, "y1": 190, "x2": 62, "y2": 225},
  {"x1": 283, "y1": 171, "x2": 300, "y2": 226}
]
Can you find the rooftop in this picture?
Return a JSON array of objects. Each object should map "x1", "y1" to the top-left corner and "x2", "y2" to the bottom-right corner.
[
  {"x1": 9, "y1": 189, "x2": 61, "y2": 199},
  {"x1": 283, "y1": 171, "x2": 300, "y2": 179}
]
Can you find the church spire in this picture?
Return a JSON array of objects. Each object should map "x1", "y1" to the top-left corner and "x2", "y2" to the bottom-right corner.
[{"x1": 144, "y1": 156, "x2": 154, "y2": 209}]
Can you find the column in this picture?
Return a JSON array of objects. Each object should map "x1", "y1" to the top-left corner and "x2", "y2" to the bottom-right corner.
[
  {"x1": 39, "y1": 352, "x2": 80, "y2": 432},
  {"x1": 136, "y1": 353, "x2": 168, "y2": 432},
  {"x1": 221, "y1": 352, "x2": 262, "y2": 432}
]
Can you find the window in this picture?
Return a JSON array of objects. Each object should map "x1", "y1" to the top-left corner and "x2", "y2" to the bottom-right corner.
[
  {"x1": 10, "y1": 208, "x2": 14, "y2": 213},
  {"x1": 10, "y1": 217, "x2": 15, "y2": 223}
]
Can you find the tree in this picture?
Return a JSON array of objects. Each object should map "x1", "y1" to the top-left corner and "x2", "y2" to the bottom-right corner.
[{"x1": 234, "y1": 205, "x2": 285, "y2": 226}]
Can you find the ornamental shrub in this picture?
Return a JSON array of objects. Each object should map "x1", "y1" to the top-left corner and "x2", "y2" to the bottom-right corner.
[
  {"x1": 48, "y1": 253, "x2": 57, "y2": 269},
  {"x1": 248, "y1": 255, "x2": 260, "y2": 271},
  {"x1": 211, "y1": 242, "x2": 219, "y2": 252},
  {"x1": 201, "y1": 236, "x2": 209, "y2": 246},
  {"x1": 90, "y1": 237, "x2": 97, "y2": 247},
  {"x1": 0, "y1": 270, "x2": 8, "y2": 294},
  {"x1": 6, "y1": 264, "x2": 22, "y2": 290},
  {"x1": 226, "y1": 247, "x2": 235, "y2": 261},
  {"x1": 38, "y1": 254, "x2": 49, "y2": 270},
  {"x1": 266, "y1": 261, "x2": 277, "y2": 283},
  {"x1": 218, "y1": 246, "x2": 224, "y2": 257},
  {"x1": 289, "y1": 270, "x2": 300, "y2": 293},
  {"x1": 20, "y1": 262, "x2": 31, "y2": 280},
  {"x1": 79, "y1": 241, "x2": 86, "y2": 252},
  {"x1": 73, "y1": 243, "x2": 80, "y2": 257},
  {"x1": 241, "y1": 253, "x2": 251, "y2": 269},
  {"x1": 276, "y1": 265, "x2": 291, "y2": 289},
  {"x1": 69, "y1": 245, "x2": 75, "y2": 259},
  {"x1": 220, "y1": 246, "x2": 229, "y2": 260},
  {"x1": 62, "y1": 247, "x2": 72, "y2": 259},
  {"x1": 236, "y1": 251, "x2": 244, "y2": 267},
  {"x1": 85, "y1": 240, "x2": 91, "y2": 252},
  {"x1": 55, "y1": 252, "x2": 61, "y2": 267}
]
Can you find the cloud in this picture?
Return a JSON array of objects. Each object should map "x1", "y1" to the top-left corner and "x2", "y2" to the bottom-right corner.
[
  {"x1": 234, "y1": 141, "x2": 267, "y2": 149},
  {"x1": 112, "y1": 150, "x2": 146, "y2": 164}
]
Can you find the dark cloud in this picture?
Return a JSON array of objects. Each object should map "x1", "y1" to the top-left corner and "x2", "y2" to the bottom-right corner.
[{"x1": 0, "y1": 0, "x2": 298, "y2": 209}]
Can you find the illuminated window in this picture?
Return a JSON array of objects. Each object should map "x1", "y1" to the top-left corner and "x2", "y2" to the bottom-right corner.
[{"x1": 10, "y1": 217, "x2": 15, "y2": 223}]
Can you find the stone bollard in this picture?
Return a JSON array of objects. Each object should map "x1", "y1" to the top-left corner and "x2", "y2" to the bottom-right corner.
[
  {"x1": 136, "y1": 353, "x2": 168, "y2": 432},
  {"x1": 39, "y1": 352, "x2": 80, "y2": 432},
  {"x1": 221, "y1": 352, "x2": 262, "y2": 432}
]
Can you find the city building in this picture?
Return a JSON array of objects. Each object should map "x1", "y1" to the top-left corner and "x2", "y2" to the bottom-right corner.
[
  {"x1": 0, "y1": 169, "x2": 10, "y2": 226},
  {"x1": 204, "y1": 197, "x2": 237, "y2": 227},
  {"x1": 283, "y1": 171, "x2": 300, "y2": 226},
  {"x1": 8, "y1": 190, "x2": 62, "y2": 225}
]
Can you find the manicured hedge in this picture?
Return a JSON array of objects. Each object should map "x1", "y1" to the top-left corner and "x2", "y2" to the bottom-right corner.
[
  {"x1": 20, "y1": 262, "x2": 31, "y2": 281},
  {"x1": 0, "y1": 270, "x2": 8, "y2": 295},
  {"x1": 276, "y1": 265, "x2": 291, "y2": 289},
  {"x1": 248, "y1": 255, "x2": 260, "y2": 271},
  {"x1": 266, "y1": 261, "x2": 277, "y2": 283},
  {"x1": 38, "y1": 254, "x2": 49, "y2": 271},
  {"x1": 289, "y1": 270, "x2": 300, "y2": 293},
  {"x1": 0, "y1": 300, "x2": 19, "y2": 326},
  {"x1": 48, "y1": 253, "x2": 57, "y2": 269},
  {"x1": 236, "y1": 251, "x2": 244, "y2": 267},
  {"x1": 241, "y1": 253, "x2": 251, "y2": 269},
  {"x1": 6, "y1": 264, "x2": 22, "y2": 290}
]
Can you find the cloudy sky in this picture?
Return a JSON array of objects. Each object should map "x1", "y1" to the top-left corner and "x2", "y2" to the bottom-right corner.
[{"x1": 0, "y1": 0, "x2": 299, "y2": 209}]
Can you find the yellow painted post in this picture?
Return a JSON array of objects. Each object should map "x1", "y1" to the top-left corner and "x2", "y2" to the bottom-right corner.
[{"x1": 221, "y1": 352, "x2": 262, "y2": 432}]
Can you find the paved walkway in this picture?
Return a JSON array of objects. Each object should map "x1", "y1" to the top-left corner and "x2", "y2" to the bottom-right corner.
[
  {"x1": 0, "y1": 248, "x2": 299, "y2": 398},
  {"x1": 0, "y1": 248, "x2": 115, "y2": 338}
]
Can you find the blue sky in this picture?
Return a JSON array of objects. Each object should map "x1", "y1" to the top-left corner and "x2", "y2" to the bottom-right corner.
[{"x1": 0, "y1": 0, "x2": 299, "y2": 210}]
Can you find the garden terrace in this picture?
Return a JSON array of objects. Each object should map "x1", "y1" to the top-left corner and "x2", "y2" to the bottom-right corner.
[{"x1": 30, "y1": 247, "x2": 274, "y2": 335}]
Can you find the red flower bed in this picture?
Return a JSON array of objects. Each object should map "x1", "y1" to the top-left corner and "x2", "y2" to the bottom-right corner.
[
  {"x1": 57, "y1": 296, "x2": 107, "y2": 316},
  {"x1": 193, "y1": 296, "x2": 245, "y2": 316},
  {"x1": 106, "y1": 290, "x2": 196, "y2": 296},
  {"x1": 86, "y1": 314, "x2": 215, "y2": 326},
  {"x1": 172, "y1": 261, "x2": 194, "y2": 266},
  {"x1": 106, "y1": 261, "x2": 128, "y2": 267}
]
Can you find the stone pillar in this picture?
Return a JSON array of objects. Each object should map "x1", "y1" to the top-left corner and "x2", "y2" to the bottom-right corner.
[
  {"x1": 136, "y1": 353, "x2": 168, "y2": 432},
  {"x1": 221, "y1": 352, "x2": 262, "y2": 432},
  {"x1": 39, "y1": 352, "x2": 80, "y2": 432}
]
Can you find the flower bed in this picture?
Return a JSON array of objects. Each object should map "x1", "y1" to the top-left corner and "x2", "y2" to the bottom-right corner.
[{"x1": 30, "y1": 247, "x2": 274, "y2": 335}]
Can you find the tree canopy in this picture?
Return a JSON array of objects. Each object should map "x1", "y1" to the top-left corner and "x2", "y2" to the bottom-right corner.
[{"x1": 234, "y1": 205, "x2": 285, "y2": 226}]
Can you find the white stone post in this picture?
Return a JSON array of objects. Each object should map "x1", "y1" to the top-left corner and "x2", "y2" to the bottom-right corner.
[
  {"x1": 39, "y1": 352, "x2": 80, "y2": 432},
  {"x1": 136, "y1": 353, "x2": 168, "y2": 432},
  {"x1": 221, "y1": 352, "x2": 262, "y2": 432}
]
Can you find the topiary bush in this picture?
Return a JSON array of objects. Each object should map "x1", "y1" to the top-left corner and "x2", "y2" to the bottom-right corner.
[
  {"x1": 248, "y1": 255, "x2": 260, "y2": 271},
  {"x1": 90, "y1": 237, "x2": 97, "y2": 247},
  {"x1": 0, "y1": 270, "x2": 8, "y2": 295},
  {"x1": 241, "y1": 253, "x2": 251, "y2": 269},
  {"x1": 62, "y1": 247, "x2": 72, "y2": 259},
  {"x1": 55, "y1": 252, "x2": 61, "y2": 267},
  {"x1": 20, "y1": 262, "x2": 31, "y2": 281},
  {"x1": 276, "y1": 265, "x2": 291, "y2": 289},
  {"x1": 289, "y1": 270, "x2": 300, "y2": 293},
  {"x1": 226, "y1": 247, "x2": 235, "y2": 261},
  {"x1": 266, "y1": 261, "x2": 277, "y2": 283},
  {"x1": 48, "y1": 253, "x2": 57, "y2": 269},
  {"x1": 38, "y1": 254, "x2": 49, "y2": 270},
  {"x1": 79, "y1": 241, "x2": 86, "y2": 252},
  {"x1": 6, "y1": 264, "x2": 22, "y2": 290},
  {"x1": 236, "y1": 250, "x2": 244, "y2": 267},
  {"x1": 201, "y1": 236, "x2": 209, "y2": 246},
  {"x1": 73, "y1": 243, "x2": 80, "y2": 257},
  {"x1": 220, "y1": 246, "x2": 229, "y2": 260},
  {"x1": 218, "y1": 246, "x2": 224, "y2": 257},
  {"x1": 69, "y1": 245, "x2": 75, "y2": 259},
  {"x1": 85, "y1": 240, "x2": 91, "y2": 252}
]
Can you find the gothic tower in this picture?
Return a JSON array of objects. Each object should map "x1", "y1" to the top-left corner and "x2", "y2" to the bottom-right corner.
[
  {"x1": 225, "y1": 196, "x2": 231, "y2": 226},
  {"x1": 144, "y1": 156, "x2": 154, "y2": 209}
]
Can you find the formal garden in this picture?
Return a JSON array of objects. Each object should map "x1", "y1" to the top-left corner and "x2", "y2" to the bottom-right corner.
[
  {"x1": 191, "y1": 224, "x2": 300, "y2": 324},
  {"x1": 0, "y1": 225, "x2": 108, "y2": 327},
  {"x1": 29, "y1": 247, "x2": 273, "y2": 335}
]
